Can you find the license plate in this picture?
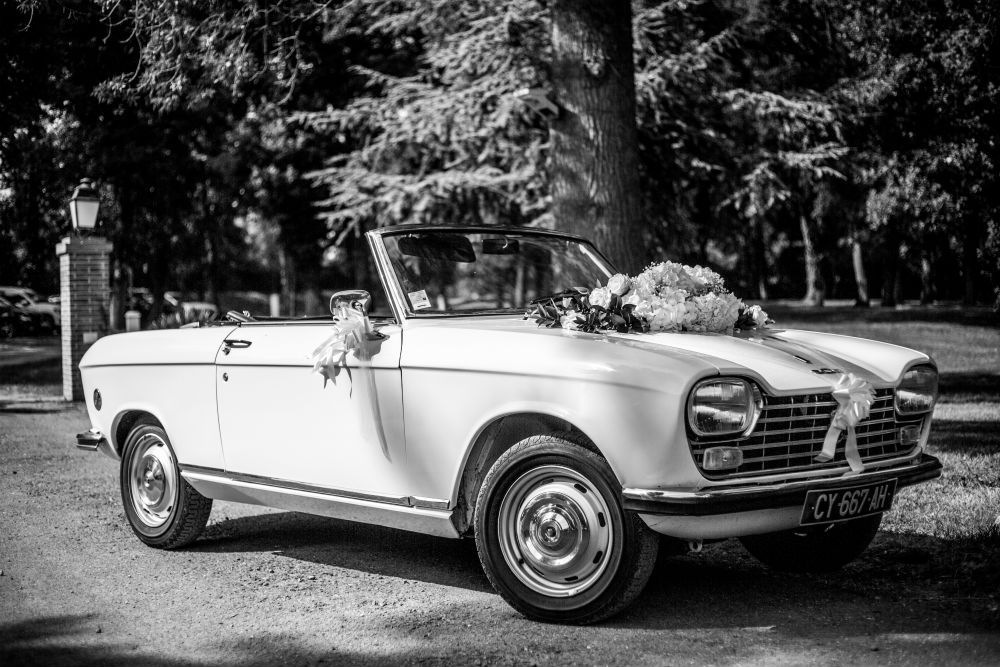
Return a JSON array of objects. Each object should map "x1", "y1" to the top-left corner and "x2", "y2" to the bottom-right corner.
[{"x1": 800, "y1": 479, "x2": 897, "y2": 526}]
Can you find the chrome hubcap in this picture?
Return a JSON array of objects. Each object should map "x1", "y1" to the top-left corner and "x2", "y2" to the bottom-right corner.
[
  {"x1": 128, "y1": 433, "x2": 177, "y2": 528},
  {"x1": 498, "y1": 465, "x2": 614, "y2": 597}
]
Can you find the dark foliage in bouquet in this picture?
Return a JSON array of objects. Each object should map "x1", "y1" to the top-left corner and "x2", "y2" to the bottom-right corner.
[{"x1": 526, "y1": 288, "x2": 650, "y2": 334}]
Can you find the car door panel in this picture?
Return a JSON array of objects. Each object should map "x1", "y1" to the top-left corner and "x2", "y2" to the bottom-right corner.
[{"x1": 215, "y1": 322, "x2": 406, "y2": 497}]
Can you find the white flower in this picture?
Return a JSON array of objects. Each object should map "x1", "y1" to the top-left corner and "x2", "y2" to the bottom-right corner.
[
  {"x1": 607, "y1": 274, "x2": 631, "y2": 296},
  {"x1": 589, "y1": 286, "x2": 612, "y2": 309},
  {"x1": 648, "y1": 301, "x2": 686, "y2": 331},
  {"x1": 560, "y1": 311, "x2": 580, "y2": 330},
  {"x1": 746, "y1": 304, "x2": 769, "y2": 328}
]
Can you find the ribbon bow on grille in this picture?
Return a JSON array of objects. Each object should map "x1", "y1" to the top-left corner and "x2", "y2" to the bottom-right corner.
[{"x1": 815, "y1": 373, "x2": 875, "y2": 474}]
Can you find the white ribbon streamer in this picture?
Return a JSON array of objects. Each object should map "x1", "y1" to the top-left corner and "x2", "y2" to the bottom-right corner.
[
  {"x1": 310, "y1": 306, "x2": 369, "y2": 384},
  {"x1": 308, "y1": 306, "x2": 392, "y2": 461},
  {"x1": 815, "y1": 373, "x2": 875, "y2": 474}
]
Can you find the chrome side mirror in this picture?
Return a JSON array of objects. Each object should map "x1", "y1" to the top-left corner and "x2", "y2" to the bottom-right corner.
[{"x1": 330, "y1": 289, "x2": 372, "y2": 317}]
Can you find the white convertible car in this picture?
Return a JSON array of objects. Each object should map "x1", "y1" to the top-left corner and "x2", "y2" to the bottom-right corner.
[{"x1": 77, "y1": 226, "x2": 941, "y2": 623}]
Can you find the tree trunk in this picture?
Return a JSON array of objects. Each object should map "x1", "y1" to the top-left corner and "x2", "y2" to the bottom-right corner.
[
  {"x1": 751, "y1": 219, "x2": 768, "y2": 300},
  {"x1": 278, "y1": 248, "x2": 296, "y2": 317},
  {"x1": 920, "y1": 252, "x2": 933, "y2": 305},
  {"x1": 851, "y1": 234, "x2": 869, "y2": 307},
  {"x1": 881, "y1": 222, "x2": 899, "y2": 308},
  {"x1": 111, "y1": 185, "x2": 133, "y2": 330},
  {"x1": 800, "y1": 215, "x2": 825, "y2": 306},
  {"x1": 549, "y1": 0, "x2": 645, "y2": 273},
  {"x1": 962, "y1": 221, "x2": 982, "y2": 305}
]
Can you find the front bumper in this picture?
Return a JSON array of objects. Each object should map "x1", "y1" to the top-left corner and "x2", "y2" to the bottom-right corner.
[
  {"x1": 75, "y1": 429, "x2": 114, "y2": 458},
  {"x1": 622, "y1": 453, "x2": 942, "y2": 516}
]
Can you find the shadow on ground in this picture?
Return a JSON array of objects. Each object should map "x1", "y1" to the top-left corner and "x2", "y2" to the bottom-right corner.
[
  {"x1": 196, "y1": 511, "x2": 490, "y2": 593},
  {"x1": 4, "y1": 525, "x2": 998, "y2": 667},
  {"x1": 0, "y1": 614, "x2": 402, "y2": 667}
]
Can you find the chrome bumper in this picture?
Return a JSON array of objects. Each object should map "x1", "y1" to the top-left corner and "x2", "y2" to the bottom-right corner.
[
  {"x1": 76, "y1": 429, "x2": 107, "y2": 452},
  {"x1": 622, "y1": 454, "x2": 942, "y2": 516}
]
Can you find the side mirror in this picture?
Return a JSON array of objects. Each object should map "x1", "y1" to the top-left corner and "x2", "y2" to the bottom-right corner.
[{"x1": 330, "y1": 290, "x2": 372, "y2": 316}]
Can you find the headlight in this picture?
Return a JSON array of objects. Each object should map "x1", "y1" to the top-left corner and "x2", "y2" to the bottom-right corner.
[
  {"x1": 895, "y1": 365, "x2": 938, "y2": 414},
  {"x1": 687, "y1": 378, "x2": 762, "y2": 436}
]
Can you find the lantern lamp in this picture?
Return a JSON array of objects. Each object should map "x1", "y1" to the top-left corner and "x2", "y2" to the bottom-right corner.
[{"x1": 69, "y1": 178, "x2": 100, "y2": 232}]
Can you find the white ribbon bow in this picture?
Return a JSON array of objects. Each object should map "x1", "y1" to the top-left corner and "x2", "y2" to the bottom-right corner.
[
  {"x1": 310, "y1": 306, "x2": 369, "y2": 384},
  {"x1": 815, "y1": 373, "x2": 875, "y2": 474}
]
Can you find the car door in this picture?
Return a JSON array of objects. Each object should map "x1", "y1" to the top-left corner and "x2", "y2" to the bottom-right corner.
[{"x1": 215, "y1": 320, "x2": 407, "y2": 498}]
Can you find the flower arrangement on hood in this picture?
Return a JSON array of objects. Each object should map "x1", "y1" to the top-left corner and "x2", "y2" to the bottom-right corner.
[{"x1": 527, "y1": 261, "x2": 772, "y2": 335}]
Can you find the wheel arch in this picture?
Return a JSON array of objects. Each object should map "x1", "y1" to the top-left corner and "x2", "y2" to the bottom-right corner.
[
  {"x1": 451, "y1": 412, "x2": 602, "y2": 536},
  {"x1": 111, "y1": 409, "x2": 164, "y2": 456}
]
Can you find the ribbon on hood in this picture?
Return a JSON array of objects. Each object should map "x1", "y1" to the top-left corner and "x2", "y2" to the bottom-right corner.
[{"x1": 815, "y1": 373, "x2": 875, "y2": 474}]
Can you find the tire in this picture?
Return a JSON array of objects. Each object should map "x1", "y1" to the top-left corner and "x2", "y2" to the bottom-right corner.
[
  {"x1": 739, "y1": 514, "x2": 882, "y2": 573},
  {"x1": 0, "y1": 320, "x2": 13, "y2": 339},
  {"x1": 119, "y1": 422, "x2": 212, "y2": 549},
  {"x1": 474, "y1": 435, "x2": 658, "y2": 624}
]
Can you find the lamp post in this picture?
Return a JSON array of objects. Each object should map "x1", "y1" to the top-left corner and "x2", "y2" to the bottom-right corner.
[
  {"x1": 69, "y1": 178, "x2": 101, "y2": 232},
  {"x1": 57, "y1": 178, "x2": 113, "y2": 401}
]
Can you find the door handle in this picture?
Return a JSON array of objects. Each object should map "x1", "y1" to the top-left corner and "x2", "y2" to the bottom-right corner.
[{"x1": 222, "y1": 339, "x2": 252, "y2": 355}]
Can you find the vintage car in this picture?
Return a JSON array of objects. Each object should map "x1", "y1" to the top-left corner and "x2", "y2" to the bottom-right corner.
[{"x1": 76, "y1": 226, "x2": 941, "y2": 624}]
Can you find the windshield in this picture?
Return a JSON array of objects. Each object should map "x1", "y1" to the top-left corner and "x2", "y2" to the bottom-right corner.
[{"x1": 380, "y1": 230, "x2": 616, "y2": 315}]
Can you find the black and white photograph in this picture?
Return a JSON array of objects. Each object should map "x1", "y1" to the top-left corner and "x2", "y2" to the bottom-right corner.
[{"x1": 1, "y1": 0, "x2": 997, "y2": 664}]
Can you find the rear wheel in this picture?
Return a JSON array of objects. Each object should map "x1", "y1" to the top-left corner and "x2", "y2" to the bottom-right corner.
[
  {"x1": 739, "y1": 514, "x2": 882, "y2": 573},
  {"x1": 120, "y1": 422, "x2": 212, "y2": 548},
  {"x1": 474, "y1": 436, "x2": 658, "y2": 624}
]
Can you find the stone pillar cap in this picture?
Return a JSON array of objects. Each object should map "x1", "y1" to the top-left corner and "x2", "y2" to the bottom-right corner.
[{"x1": 56, "y1": 236, "x2": 114, "y2": 256}]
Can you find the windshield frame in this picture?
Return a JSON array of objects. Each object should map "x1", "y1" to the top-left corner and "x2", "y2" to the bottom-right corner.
[{"x1": 366, "y1": 225, "x2": 619, "y2": 322}]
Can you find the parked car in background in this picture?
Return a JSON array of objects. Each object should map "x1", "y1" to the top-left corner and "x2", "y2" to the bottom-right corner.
[
  {"x1": 76, "y1": 226, "x2": 941, "y2": 623},
  {"x1": 0, "y1": 295, "x2": 35, "y2": 338},
  {"x1": 0, "y1": 286, "x2": 60, "y2": 333}
]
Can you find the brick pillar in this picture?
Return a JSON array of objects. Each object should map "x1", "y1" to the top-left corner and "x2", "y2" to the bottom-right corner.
[{"x1": 56, "y1": 236, "x2": 113, "y2": 401}]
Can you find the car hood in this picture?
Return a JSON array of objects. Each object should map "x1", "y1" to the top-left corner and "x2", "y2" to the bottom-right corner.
[{"x1": 402, "y1": 317, "x2": 930, "y2": 394}]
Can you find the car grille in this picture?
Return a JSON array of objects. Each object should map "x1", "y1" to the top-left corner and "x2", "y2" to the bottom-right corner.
[{"x1": 689, "y1": 388, "x2": 922, "y2": 479}]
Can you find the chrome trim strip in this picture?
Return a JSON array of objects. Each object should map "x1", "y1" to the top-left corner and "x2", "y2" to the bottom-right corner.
[
  {"x1": 366, "y1": 231, "x2": 411, "y2": 324},
  {"x1": 623, "y1": 456, "x2": 930, "y2": 502},
  {"x1": 757, "y1": 406, "x2": 893, "y2": 424},
  {"x1": 762, "y1": 400, "x2": 838, "y2": 410},
  {"x1": 178, "y1": 465, "x2": 450, "y2": 510},
  {"x1": 736, "y1": 426, "x2": 898, "y2": 453}
]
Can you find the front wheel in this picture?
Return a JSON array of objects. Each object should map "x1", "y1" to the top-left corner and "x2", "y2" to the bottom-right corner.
[
  {"x1": 474, "y1": 436, "x2": 658, "y2": 624},
  {"x1": 120, "y1": 422, "x2": 212, "y2": 548},
  {"x1": 739, "y1": 514, "x2": 882, "y2": 573}
]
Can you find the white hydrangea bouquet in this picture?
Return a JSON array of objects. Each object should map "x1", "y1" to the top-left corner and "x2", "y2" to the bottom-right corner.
[{"x1": 526, "y1": 261, "x2": 772, "y2": 335}]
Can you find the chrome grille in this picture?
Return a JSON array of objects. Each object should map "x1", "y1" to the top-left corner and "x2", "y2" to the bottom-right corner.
[{"x1": 689, "y1": 388, "x2": 921, "y2": 479}]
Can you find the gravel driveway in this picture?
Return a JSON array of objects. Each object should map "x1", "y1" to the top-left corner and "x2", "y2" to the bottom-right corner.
[{"x1": 2, "y1": 400, "x2": 998, "y2": 666}]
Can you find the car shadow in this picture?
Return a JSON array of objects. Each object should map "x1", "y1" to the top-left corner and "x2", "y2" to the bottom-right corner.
[
  {"x1": 619, "y1": 533, "x2": 999, "y2": 633},
  {"x1": 193, "y1": 511, "x2": 492, "y2": 593},
  {"x1": 190, "y1": 511, "x2": 999, "y2": 633}
]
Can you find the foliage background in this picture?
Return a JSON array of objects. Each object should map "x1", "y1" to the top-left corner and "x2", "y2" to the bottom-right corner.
[{"x1": 0, "y1": 0, "x2": 996, "y2": 321}]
